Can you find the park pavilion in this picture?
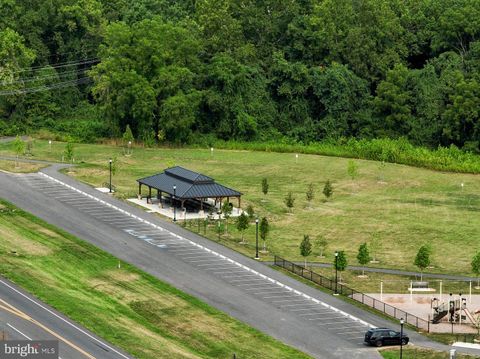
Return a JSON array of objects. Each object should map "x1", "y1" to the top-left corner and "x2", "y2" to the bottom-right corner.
[{"x1": 136, "y1": 166, "x2": 242, "y2": 214}]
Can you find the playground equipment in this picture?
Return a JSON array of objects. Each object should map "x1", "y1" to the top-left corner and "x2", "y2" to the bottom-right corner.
[{"x1": 432, "y1": 294, "x2": 480, "y2": 326}]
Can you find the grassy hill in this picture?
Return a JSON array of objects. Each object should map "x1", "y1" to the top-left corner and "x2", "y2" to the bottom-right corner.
[
  {"x1": 0, "y1": 139, "x2": 478, "y2": 275},
  {"x1": 0, "y1": 199, "x2": 310, "y2": 359}
]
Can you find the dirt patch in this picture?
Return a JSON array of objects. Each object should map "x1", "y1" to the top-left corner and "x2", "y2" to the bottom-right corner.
[
  {"x1": 104, "y1": 269, "x2": 140, "y2": 283},
  {"x1": 385, "y1": 296, "x2": 405, "y2": 304},
  {"x1": 0, "y1": 227, "x2": 52, "y2": 256},
  {"x1": 36, "y1": 227, "x2": 61, "y2": 239},
  {"x1": 114, "y1": 316, "x2": 201, "y2": 359}
]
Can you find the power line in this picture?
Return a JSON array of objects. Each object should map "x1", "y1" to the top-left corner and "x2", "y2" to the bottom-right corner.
[
  {"x1": 10, "y1": 58, "x2": 99, "y2": 74},
  {"x1": 0, "y1": 77, "x2": 92, "y2": 96},
  {"x1": 0, "y1": 68, "x2": 88, "y2": 86}
]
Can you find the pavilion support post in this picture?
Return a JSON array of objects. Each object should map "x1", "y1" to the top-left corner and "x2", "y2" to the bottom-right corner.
[
  {"x1": 238, "y1": 196, "x2": 241, "y2": 209},
  {"x1": 159, "y1": 191, "x2": 163, "y2": 208},
  {"x1": 181, "y1": 200, "x2": 185, "y2": 211},
  {"x1": 148, "y1": 187, "x2": 152, "y2": 203},
  {"x1": 200, "y1": 198, "x2": 203, "y2": 211}
]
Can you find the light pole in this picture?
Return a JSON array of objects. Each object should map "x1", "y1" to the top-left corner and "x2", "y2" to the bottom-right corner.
[
  {"x1": 334, "y1": 251, "x2": 339, "y2": 295},
  {"x1": 255, "y1": 218, "x2": 259, "y2": 259},
  {"x1": 173, "y1": 185, "x2": 177, "y2": 222},
  {"x1": 400, "y1": 318, "x2": 404, "y2": 359},
  {"x1": 128, "y1": 141, "x2": 131, "y2": 155},
  {"x1": 109, "y1": 159, "x2": 112, "y2": 193}
]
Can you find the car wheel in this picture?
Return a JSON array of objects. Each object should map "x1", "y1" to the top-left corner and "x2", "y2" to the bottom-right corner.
[
  {"x1": 401, "y1": 339, "x2": 407, "y2": 345},
  {"x1": 375, "y1": 340, "x2": 383, "y2": 347}
]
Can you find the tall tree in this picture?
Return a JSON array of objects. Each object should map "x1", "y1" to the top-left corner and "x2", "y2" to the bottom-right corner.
[
  {"x1": 300, "y1": 234, "x2": 312, "y2": 268},
  {"x1": 334, "y1": 251, "x2": 348, "y2": 283},
  {"x1": 472, "y1": 251, "x2": 480, "y2": 288},
  {"x1": 259, "y1": 217, "x2": 269, "y2": 251},
  {"x1": 414, "y1": 245, "x2": 431, "y2": 281},
  {"x1": 357, "y1": 243, "x2": 371, "y2": 276},
  {"x1": 236, "y1": 212, "x2": 249, "y2": 244}
]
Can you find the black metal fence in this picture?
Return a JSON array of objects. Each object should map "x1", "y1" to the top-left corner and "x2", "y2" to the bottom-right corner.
[{"x1": 274, "y1": 255, "x2": 430, "y2": 332}]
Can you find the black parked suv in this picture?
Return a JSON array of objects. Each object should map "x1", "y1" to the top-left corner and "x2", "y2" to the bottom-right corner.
[{"x1": 364, "y1": 328, "x2": 409, "y2": 347}]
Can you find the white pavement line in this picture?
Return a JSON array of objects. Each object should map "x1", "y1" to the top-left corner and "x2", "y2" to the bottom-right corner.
[
  {"x1": 263, "y1": 295, "x2": 296, "y2": 299},
  {"x1": 196, "y1": 262, "x2": 225, "y2": 267},
  {"x1": 182, "y1": 257, "x2": 217, "y2": 261},
  {"x1": 38, "y1": 172, "x2": 375, "y2": 329},
  {"x1": 298, "y1": 312, "x2": 332, "y2": 317},
  {"x1": 311, "y1": 319, "x2": 349, "y2": 324},
  {"x1": 204, "y1": 267, "x2": 240, "y2": 272},
  {"x1": 253, "y1": 290, "x2": 289, "y2": 295},
  {"x1": 7, "y1": 323, "x2": 32, "y2": 340},
  {"x1": 243, "y1": 286, "x2": 277, "y2": 291},
  {"x1": 220, "y1": 274, "x2": 256, "y2": 278},
  {"x1": 213, "y1": 270, "x2": 246, "y2": 275},
  {"x1": 282, "y1": 304, "x2": 321, "y2": 309},
  {"x1": 271, "y1": 298, "x2": 308, "y2": 303},
  {"x1": 230, "y1": 278, "x2": 266, "y2": 283},
  {"x1": 0, "y1": 280, "x2": 130, "y2": 359}
]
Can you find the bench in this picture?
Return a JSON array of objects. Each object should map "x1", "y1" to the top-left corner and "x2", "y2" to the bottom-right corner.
[{"x1": 411, "y1": 281, "x2": 429, "y2": 289}]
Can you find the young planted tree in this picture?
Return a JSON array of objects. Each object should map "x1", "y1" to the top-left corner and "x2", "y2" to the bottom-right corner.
[
  {"x1": 472, "y1": 251, "x2": 480, "y2": 288},
  {"x1": 314, "y1": 235, "x2": 328, "y2": 258},
  {"x1": 12, "y1": 136, "x2": 25, "y2": 167},
  {"x1": 414, "y1": 245, "x2": 431, "y2": 281},
  {"x1": 347, "y1": 160, "x2": 358, "y2": 180},
  {"x1": 246, "y1": 204, "x2": 255, "y2": 219},
  {"x1": 284, "y1": 191, "x2": 295, "y2": 212},
  {"x1": 306, "y1": 183, "x2": 314, "y2": 207},
  {"x1": 357, "y1": 243, "x2": 371, "y2": 276},
  {"x1": 122, "y1": 124, "x2": 134, "y2": 155},
  {"x1": 221, "y1": 202, "x2": 233, "y2": 234},
  {"x1": 335, "y1": 251, "x2": 348, "y2": 283},
  {"x1": 300, "y1": 235, "x2": 312, "y2": 268},
  {"x1": 259, "y1": 217, "x2": 269, "y2": 251},
  {"x1": 323, "y1": 180, "x2": 333, "y2": 200},
  {"x1": 369, "y1": 232, "x2": 382, "y2": 263},
  {"x1": 236, "y1": 212, "x2": 249, "y2": 244},
  {"x1": 261, "y1": 178, "x2": 269, "y2": 199},
  {"x1": 64, "y1": 142, "x2": 74, "y2": 163}
]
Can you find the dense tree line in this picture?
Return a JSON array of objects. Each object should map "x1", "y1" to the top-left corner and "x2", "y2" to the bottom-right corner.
[{"x1": 1, "y1": 0, "x2": 479, "y2": 151}]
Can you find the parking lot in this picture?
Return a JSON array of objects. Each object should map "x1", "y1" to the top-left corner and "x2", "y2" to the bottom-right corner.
[{"x1": 20, "y1": 172, "x2": 372, "y2": 344}]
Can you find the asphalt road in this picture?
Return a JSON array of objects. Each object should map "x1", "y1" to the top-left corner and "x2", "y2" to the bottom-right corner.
[
  {"x1": 0, "y1": 163, "x2": 468, "y2": 358},
  {"x1": 0, "y1": 277, "x2": 132, "y2": 359}
]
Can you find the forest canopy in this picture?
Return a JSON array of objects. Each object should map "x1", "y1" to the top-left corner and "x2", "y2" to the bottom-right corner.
[{"x1": 1, "y1": 0, "x2": 479, "y2": 151}]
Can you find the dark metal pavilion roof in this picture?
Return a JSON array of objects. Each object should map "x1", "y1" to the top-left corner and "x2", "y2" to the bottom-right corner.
[{"x1": 137, "y1": 166, "x2": 242, "y2": 199}]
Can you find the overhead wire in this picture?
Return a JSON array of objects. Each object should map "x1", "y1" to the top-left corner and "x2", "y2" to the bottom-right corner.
[
  {"x1": 0, "y1": 77, "x2": 92, "y2": 96},
  {"x1": 0, "y1": 68, "x2": 89, "y2": 86}
]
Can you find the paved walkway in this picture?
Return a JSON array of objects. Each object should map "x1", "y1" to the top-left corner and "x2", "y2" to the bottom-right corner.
[{"x1": 265, "y1": 261, "x2": 478, "y2": 282}]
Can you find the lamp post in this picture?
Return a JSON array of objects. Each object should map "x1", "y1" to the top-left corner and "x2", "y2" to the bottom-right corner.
[
  {"x1": 109, "y1": 159, "x2": 112, "y2": 193},
  {"x1": 173, "y1": 185, "x2": 177, "y2": 222},
  {"x1": 400, "y1": 318, "x2": 404, "y2": 359},
  {"x1": 128, "y1": 140, "x2": 131, "y2": 155},
  {"x1": 334, "y1": 251, "x2": 339, "y2": 295},
  {"x1": 255, "y1": 218, "x2": 259, "y2": 259}
]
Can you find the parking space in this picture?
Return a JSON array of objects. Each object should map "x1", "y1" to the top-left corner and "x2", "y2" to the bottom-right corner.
[{"x1": 19, "y1": 173, "x2": 371, "y2": 344}]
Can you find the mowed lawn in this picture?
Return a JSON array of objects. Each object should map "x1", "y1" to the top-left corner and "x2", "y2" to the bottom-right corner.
[
  {"x1": 0, "y1": 200, "x2": 310, "y2": 359},
  {"x1": 380, "y1": 347, "x2": 477, "y2": 359},
  {"x1": 0, "y1": 139, "x2": 479, "y2": 275}
]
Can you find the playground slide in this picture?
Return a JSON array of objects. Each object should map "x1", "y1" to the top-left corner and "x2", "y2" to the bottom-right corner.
[
  {"x1": 463, "y1": 309, "x2": 477, "y2": 325},
  {"x1": 432, "y1": 309, "x2": 449, "y2": 324}
]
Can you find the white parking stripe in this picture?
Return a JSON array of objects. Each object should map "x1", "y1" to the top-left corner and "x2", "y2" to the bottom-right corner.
[{"x1": 37, "y1": 172, "x2": 375, "y2": 330}]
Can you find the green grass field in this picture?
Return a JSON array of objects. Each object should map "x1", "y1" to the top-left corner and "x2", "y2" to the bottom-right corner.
[
  {"x1": 0, "y1": 159, "x2": 46, "y2": 173},
  {"x1": 0, "y1": 139, "x2": 479, "y2": 275},
  {"x1": 380, "y1": 346, "x2": 478, "y2": 359},
  {"x1": 0, "y1": 199, "x2": 310, "y2": 359}
]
